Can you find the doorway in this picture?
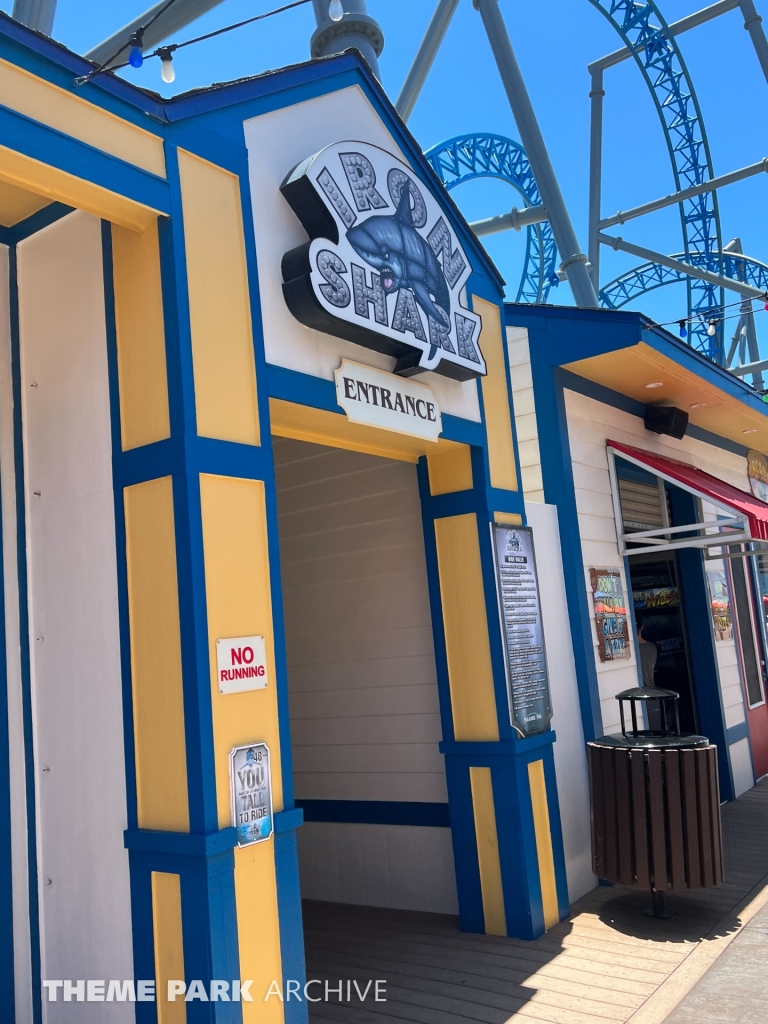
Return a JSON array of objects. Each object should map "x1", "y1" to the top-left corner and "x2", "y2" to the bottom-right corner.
[
  {"x1": 272, "y1": 435, "x2": 457, "y2": 914},
  {"x1": 732, "y1": 552, "x2": 768, "y2": 778},
  {"x1": 627, "y1": 552, "x2": 698, "y2": 733}
]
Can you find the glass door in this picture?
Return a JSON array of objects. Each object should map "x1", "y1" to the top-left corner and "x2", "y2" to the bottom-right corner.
[{"x1": 729, "y1": 552, "x2": 768, "y2": 779}]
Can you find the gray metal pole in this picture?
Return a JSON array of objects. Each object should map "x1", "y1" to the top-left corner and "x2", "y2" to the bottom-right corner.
[
  {"x1": 395, "y1": 0, "x2": 460, "y2": 122},
  {"x1": 310, "y1": 0, "x2": 383, "y2": 79},
  {"x1": 599, "y1": 232, "x2": 768, "y2": 300},
  {"x1": 599, "y1": 158, "x2": 768, "y2": 230},
  {"x1": 470, "y1": 204, "x2": 548, "y2": 237},
  {"x1": 588, "y1": 67, "x2": 605, "y2": 292},
  {"x1": 86, "y1": 0, "x2": 227, "y2": 65},
  {"x1": 740, "y1": 0, "x2": 768, "y2": 84},
  {"x1": 730, "y1": 356, "x2": 768, "y2": 377},
  {"x1": 12, "y1": 0, "x2": 57, "y2": 36},
  {"x1": 474, "y1": 0, "x2": 598, "y2": 307},
  {"x1": 725, "y1": 236, "x2": 764, "y2": 386}
]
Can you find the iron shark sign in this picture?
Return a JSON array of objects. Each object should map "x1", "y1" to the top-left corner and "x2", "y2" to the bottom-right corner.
[{"x1": 280, "y1": 141, "x2": 485, "y2": 381}]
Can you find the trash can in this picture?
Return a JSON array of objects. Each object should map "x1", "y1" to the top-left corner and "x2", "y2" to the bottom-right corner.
[{"x1": 588, "y1": 687, "x2": 723, "y2": 915}]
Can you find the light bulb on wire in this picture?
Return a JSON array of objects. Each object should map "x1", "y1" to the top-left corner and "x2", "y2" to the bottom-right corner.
[
  {"x1": 128, "y1": 30, "x2": 144, "y2": 69},
  {"x1": 329, "y1": 0, "x2": 344, "y2": 22},
  {"x1": 707, "y1": 320, "x2": 717, "y2": 337},
  {"x1": 678, "y1": 320, "x2": 687, "y2": 339},
  {"x1": 158, "y1": 47, "x2": 176, "y2": 84}
]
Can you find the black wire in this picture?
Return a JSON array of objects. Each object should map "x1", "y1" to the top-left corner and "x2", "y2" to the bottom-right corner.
[
  {"x1": 75, "y1": 0, "x2": 313, "y2": 85},
  {"x1": 74, "y1": 0, "x2": 182, "y2": 85}
]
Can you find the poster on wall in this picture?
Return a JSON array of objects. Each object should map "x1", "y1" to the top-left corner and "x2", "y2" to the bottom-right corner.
[
  {"x1": 747, "y1": 449, "x2": 768, "y2": 502},
  {"x1": 229, "y1": 743, "x2": 273, "y2": 847},
  {"x1": 589, "y1": 569, "x2": 630, "y2": 662},
  {"x1": 706, "y1": 570, "x2": 733, "y2": 641},
  {"x1": 492, "y1": 525, "x2": 552, "y2": 738}
]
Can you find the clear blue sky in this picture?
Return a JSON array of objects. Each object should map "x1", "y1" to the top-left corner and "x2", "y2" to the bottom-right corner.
[{"x1": 7, "y1": 0, "x2": 767, "y2": 344}]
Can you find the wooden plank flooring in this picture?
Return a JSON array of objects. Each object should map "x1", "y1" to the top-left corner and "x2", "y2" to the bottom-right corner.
[{"x1": 302, "y1": 778, "x2": 768, "y2": 1024}]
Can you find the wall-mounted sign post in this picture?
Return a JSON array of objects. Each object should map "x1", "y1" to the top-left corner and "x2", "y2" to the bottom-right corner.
[
  {"x1": 492, "y1": 525, "x2": 552, "y2": 737},
  {"x1": 229, "y1": 743, "x2": 273, "y2": 846}
]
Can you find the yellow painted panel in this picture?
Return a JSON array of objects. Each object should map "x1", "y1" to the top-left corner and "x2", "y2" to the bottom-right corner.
[
  {"x1": 427, "y1": 446, "x2": 473, "y2": 495},
  {"x1": 528, "y1": 760, "x2": 559, "y2": 930},
  {"x1": 151, "y1": 872, "x2": 186, "y2": 1024},
  {"x1": 474, "y1": 296, "x2": 518, "y2": 492},
  {"x1": 112, "y1": 221, "x2": 171, "y2": 450},
  {"x1": 0, "y1": 142, "x2": 162, "y2": 231},
  {"x1": 270, "y1": 397, "x2": 463, "y2": 464},
  {"x1": 178, "y1": 150, "x2": 260, "y2": 446},
  {"x1": 234, "y1": 842, "x2": 284, "y2": 1023},
  {"x1": 199, "y1": 473, "x2": 283, "y2": 1023},
  {"x1": 199, "y1": 474, "x2": 283, "y2": 818},
  {"x1": 433, "y1": 514, "x2": 499, "y2": 741},
  {"x1": 124, "y1": 478, "x2": 189, "y2": 831},
  {"x1": 469, "y1": 767, "x2": 506, "y2": 936},
  {"x1": 494, "y1": 512, "x2": 523, "y2": 526},
  {"x1": 0, "y1": 179, "x2": 48, "y2": 226},
  {"x1": 0, "y1": 58, "x2": 165, "y2": 178}
]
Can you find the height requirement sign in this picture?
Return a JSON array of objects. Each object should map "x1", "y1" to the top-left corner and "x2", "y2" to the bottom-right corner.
[{"x1": 492, "y1": 526, "x2": 552, "y2": 737}]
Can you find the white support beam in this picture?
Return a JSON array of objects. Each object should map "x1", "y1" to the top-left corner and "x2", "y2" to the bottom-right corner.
[
  {"x1": 469, "y1": 204, "x2": 548, "y2": 237},
  {"x1": 599, "y1": 158, "x2": 768, "y2": 230},
  {"x1": 12, "y1": 0, "x2": 57, "y2": 35},
  {"x1": 598, "y1": 232, "x2": 768, "y2": 300}
]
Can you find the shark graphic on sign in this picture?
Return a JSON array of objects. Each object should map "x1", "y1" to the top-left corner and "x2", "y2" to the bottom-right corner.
[{"x1": 280, "y1": 141, "x2": 485, "y2": 381}]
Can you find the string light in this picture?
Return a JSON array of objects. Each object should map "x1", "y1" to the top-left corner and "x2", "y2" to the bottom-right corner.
[
  {"x1": 707, "y1": 320, "x2": 718, "y2": 337},
  {"x1": 329, "y1": 0, "x2": 344, "y2": 20},
  {"x1": 75, "y1": 0, "x2": 313, "y2": 87},
  {"x1": 158, "y1": 46, "x2": 176, "y2": 83},
  {"x1": 678, "y1": 319, "x2": 687, "y2": 338},
  {"x1": 128, "y1": 29, "x2": 144, "y2": 69}
]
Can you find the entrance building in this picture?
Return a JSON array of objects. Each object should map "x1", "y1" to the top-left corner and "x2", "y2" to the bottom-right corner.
[
  {"x1": 506, "y1": 302, "x2": 768, "y2": 801},
  {"x1": 0, "y1": 19, "x2": 580, "y2": 1024}
]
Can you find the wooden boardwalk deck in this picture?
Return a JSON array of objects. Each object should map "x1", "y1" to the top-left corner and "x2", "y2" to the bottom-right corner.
[{"x1": 302, "y1": 778, "x2": 768, "y2": 1024}]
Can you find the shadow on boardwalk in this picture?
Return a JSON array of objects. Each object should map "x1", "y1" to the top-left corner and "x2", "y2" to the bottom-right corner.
[{"x1": 302, "y1": 778, "x2": 768, "y2": 1024}]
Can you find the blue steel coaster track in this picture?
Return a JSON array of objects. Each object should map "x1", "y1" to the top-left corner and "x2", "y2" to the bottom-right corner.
[
  {"x1": 429, "y1": 2, "x2": 744, "y2": 364},
  {"x1": 587, "y1": 0, "x2": 723, "y2": 358},
  {"x1": 425, "y1": 133, "x2": 558, "y2": 304}
]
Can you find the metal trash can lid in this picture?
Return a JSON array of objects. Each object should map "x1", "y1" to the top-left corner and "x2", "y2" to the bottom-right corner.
[
  {"x1": 591, "y1": 732, "x2": 710, "y2": 749},
  {"x1": 615, "y1": 686, "x2": 679, "y2": 702}
]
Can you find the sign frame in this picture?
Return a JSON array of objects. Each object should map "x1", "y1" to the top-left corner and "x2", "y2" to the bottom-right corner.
[
  {"x1": 229, "y1": 742, "x2": 273, "y2": 847},
  {"x1": 491, "y1": 523, "x2": 552, "y2": 738}
]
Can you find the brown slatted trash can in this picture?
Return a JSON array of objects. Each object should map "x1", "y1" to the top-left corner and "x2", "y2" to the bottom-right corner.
[{"x1": 588, "y1": 687, "x2": 723, "y2": 916}]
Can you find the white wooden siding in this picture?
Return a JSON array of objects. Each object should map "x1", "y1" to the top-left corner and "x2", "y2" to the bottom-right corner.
[
  {"x1": 18, "y1": 212, "x2": 134, "y2": 1023},
  {"x1": 507, "y1": 327, "x2": 544, "y2": 502},
  {"x1": 564, "y1": 389, "x2": 753, "y2": 782},
  {"x1": 274, "y1": 437, "x2": 456, "y2": 912}
]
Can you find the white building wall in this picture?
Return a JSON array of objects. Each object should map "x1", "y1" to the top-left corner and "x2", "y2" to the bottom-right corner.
[
  {"x1": 563, "y1": 388, "x2": 753, "y2": 787},
  {"x1": 507, "y1": 327, "x2": 544, "y2": 502},
  {"x1": 243, "y1": 86, "x2": 481, "y2": 424},
  {"x1": 0, "y1": 243, "x2": 34, "y2": 1024},
  {"x1": 273, "y1": 437, "x2": 457, "y2": 913},
  {"x1": 17, "y1": 212, "x2": 134, "y2": 1023}
]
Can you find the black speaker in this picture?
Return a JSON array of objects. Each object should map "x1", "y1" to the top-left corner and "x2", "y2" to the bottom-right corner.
[{"x1": 644, "y1": 405, "x2": 689, "y2": 439}]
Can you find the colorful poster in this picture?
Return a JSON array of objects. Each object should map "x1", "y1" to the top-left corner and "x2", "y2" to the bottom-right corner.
[
  {"x1": 229, "y1": 742, "x2": 273, "y2": 846},
  {"x1": 633, "y1": 587, "x2": 679, "y2": 610},
  {"x1": 747, "y1": 449, "x2": 768, "y2": 503},
  {"x1": 706, "y1": 570, "x2": 733, "y2": 641},
  {"x1": 590, "y1": 568, "x2": 630, "y2": 662}
]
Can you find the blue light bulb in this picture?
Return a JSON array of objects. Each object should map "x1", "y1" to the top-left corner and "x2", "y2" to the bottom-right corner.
[
  {"x1": 678, "y1": 320, "x2": 687, "y2": 339},
  {"x1": 129, "y1": 45, "x2": 144, "y2": 68}
]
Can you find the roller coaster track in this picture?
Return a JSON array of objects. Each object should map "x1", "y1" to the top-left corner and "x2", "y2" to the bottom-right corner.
[{"x1": 425, "y1": 133, "x2": 558, "y2": 304}]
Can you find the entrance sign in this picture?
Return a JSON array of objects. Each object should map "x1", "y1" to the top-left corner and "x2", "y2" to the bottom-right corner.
[
  {"x1": 589, "y1": 569, "x2": 630, "y2": 662},
  {"x1": 492, "y1": 525, "x2": 552, "y2": 737},
  {"x1": 334, "y1": 359, "x2": 442, "y2": 441},
  {"x1": 280, "y1": 141, "x2": 485, "y2": 381},
  {"x1": 230, "y1": 743, "x2": 273, "y2": 846},
  {"x1": 216, "y1": 635, "x2": 268, "y2": 694}
]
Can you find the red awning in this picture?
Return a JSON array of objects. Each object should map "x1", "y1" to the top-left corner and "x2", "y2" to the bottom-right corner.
[{"x1": 608, "y1": 439, "x2": 768, "y2": 543}]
